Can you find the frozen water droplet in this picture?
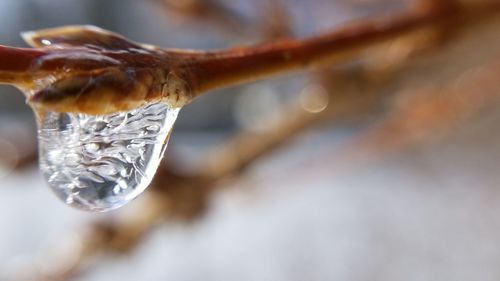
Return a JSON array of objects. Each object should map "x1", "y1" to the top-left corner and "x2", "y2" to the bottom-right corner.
[{"x1": 36, "y1": 103, "x2": 179, "y2": 212}]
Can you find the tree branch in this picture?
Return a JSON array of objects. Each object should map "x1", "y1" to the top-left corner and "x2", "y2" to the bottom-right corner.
[{"x1": 0, "y1": 1, "x2": 498, "y2": 115}]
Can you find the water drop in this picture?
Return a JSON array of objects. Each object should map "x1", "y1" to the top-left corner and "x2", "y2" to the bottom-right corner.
[{"x1": 35, "y1": 102, "x2": 180, "y2": 212}]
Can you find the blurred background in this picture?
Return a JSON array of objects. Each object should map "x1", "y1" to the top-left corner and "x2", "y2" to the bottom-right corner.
[{"x1": 2, "y1": 0, "x2": 500, "y2": 280}]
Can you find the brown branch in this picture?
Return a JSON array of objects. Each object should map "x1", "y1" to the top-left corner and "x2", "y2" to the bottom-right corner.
[
  {"x1": 0, "y1": 1, "x2": 498, "y2": 115},
  {"x1": 186, "y1": 0, "x2": 491, "y2": 93}
]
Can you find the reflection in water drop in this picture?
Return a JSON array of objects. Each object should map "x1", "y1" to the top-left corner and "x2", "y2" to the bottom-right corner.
[{"x1": 36, "y1": 103, "x2": 180, "y2": 212}]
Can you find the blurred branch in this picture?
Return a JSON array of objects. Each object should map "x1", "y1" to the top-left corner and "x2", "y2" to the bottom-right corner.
[
  {"x1": 153, "y1": 0, "x2": 251, "y2": 37},
  {"x1": 154, "y1": 0, "x2": 292, "y2": 40},
  {"x1": 0, "y1": 125, "x2": 37, "y2": 171},
  {"x1": 330, "y1": 58, "x2": 500, "y2": 171}
]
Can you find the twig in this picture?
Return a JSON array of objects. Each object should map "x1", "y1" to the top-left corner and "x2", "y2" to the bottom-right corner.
[{"x1": 0, "y1": 1, "x2": 498, "y2": 115}]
